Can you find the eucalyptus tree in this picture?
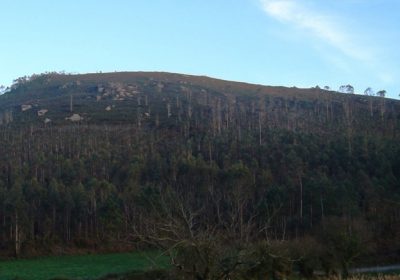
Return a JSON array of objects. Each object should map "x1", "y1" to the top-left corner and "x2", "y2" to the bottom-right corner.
[
  {"x1": 376, "y1": 90, "x2": 387, "y2": 119},
  {"x1": 364, "y1": 87, "x2": 374, "y2": 116},
  {"x1": 339, "y1": 85, "x2": 354, "y2": 94}
]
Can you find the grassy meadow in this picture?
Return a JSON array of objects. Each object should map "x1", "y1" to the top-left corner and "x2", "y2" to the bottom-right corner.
[
  {"x1": 0, "y1": 251, "x2": 399, "y2": 279},
  {"x1": 0, "y1": 252, "x2": 168, "y2": 280}
]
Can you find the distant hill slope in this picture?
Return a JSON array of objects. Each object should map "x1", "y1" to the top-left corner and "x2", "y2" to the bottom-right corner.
[{"x1": 0, "y1": 71, "x2": 399, "y2": 137}]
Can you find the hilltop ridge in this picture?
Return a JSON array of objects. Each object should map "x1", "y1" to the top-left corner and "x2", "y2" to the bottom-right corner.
[{"x1": 1, "y1": 71, "x2": 398, "y2": 135}]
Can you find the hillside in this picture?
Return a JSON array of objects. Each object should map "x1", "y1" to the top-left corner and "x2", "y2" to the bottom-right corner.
[
  {"x1": 1, "y1": 72, "x2": 399, "y2": 133},
  {"x1": 0, "y1": 72, "x2": 399, "y2": 276}
]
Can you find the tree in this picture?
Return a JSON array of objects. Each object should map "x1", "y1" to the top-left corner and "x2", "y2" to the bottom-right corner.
[
  {"x1": 6, "y1": 177, "x2": 27, "y2": 257},
  {"x1": 377, "y1": 90, "x2": 386, "y2": 98},
  {"x1": 318, "y1": 217, "x2": 372, "y2": 278},
  {"x1": 364, "y1": 87, "x2": 374, "y2": 117},
  {"x1": 364, "y1": 87, "x2": 374, "y2": 96},
  {"x1": 134, "y1": 186, "x2": 294, "y2": 280},
  {"x1": 339, "y1": 85, "x2": 354, "y2": 94},
  {"x1": 376, "y1": 90, "x2": 386, "y2": 98},
  {"x1": 47, "y1": 179, "x2": 61, "y2": 237},
  {"x1": 376, "y1": 90, "x2": 386, "y2": 120}
]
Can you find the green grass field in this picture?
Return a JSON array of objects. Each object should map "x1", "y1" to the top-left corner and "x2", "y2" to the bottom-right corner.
[{"x1": 0, "y1": 252, "x2": 169, "y2": 280}]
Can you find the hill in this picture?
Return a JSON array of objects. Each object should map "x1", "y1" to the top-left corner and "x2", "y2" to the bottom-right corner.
[
  {"x1": 1, "y1": 72, "x2": 398, "y2": 129},
  {"x1": 0, "y1": 72, "x2": 399, "y2": 276}
]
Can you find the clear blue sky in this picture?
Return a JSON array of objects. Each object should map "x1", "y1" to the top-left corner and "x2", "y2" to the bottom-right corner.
[{"x1": 1, "y1": 0, "x2": 399, "y2": 98}]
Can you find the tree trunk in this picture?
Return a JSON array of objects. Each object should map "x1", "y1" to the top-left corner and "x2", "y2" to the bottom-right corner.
[
  {"x1": 258, "y1": 112, "x2": 262, "y2": 145},
  {"x1": 299, "y1": 174, "x2": 303, "y2": 221},
  {"x1": 15, "y1": 211, "x2": 21, "y2": 257}
]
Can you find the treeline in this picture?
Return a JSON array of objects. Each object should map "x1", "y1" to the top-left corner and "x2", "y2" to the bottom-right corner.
[{"x1": 0, "y1": 121, "x2": 399, "y2": 256}]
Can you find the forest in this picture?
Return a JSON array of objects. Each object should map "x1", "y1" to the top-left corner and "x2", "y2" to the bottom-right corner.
[{"x1": 0, "y1": 72, "x2": 399, "y2": 278}]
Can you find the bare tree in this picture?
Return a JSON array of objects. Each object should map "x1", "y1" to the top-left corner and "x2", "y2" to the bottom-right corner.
[
  {"x1": 364, "y1": 87, "x2": 374, "y2": 117},
  {"x1": 376, "y1": 90, "x2": 386, "y2": 120},
  {"x1": 133, "y1": 186, "x2": 293, "y2": 279}
]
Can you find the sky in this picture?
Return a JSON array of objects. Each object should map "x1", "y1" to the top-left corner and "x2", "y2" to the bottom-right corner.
[{"x1": 0, "y1": 0, "x2": 399, "y2": 98}]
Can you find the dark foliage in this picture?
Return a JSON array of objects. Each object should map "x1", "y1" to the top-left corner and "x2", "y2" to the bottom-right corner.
[{"x1": 0, "y1": 72, "x2": 399, "y2": 276}]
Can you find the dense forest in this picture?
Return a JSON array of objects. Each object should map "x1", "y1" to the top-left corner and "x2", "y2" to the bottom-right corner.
[{"x1": 0, "y1": 72, "x2": 399, "y2": 278}]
